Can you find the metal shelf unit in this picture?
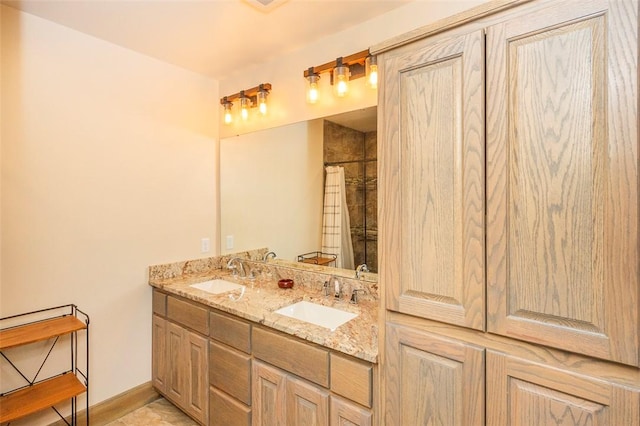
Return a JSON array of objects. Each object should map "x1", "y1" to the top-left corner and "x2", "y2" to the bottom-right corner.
[{"x1": 0, "y1": 305, "x2": 89, "y2": 425}]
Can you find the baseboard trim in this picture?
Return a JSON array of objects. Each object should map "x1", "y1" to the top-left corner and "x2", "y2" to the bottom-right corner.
[{"x1": 49, "y1": 381, "x2": 160, "y2": 426}]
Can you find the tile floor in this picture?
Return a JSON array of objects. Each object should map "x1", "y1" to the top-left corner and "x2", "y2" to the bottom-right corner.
[{"x1": 105, "y1": 398, "x2": 197, "y2": 426}]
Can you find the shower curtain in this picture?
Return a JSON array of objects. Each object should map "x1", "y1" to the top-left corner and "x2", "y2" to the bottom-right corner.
[{"x1": 321, "y1": 166, "x2": 355, "y2": 270}]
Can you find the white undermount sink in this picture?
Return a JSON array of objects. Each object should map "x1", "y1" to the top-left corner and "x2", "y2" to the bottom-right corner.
[
  {"x1": 274, "y1": 301, "x2": 358, "y2": 331},
  {"x1": 190, "y1": 279, "x2": 245, "y2": 294}
]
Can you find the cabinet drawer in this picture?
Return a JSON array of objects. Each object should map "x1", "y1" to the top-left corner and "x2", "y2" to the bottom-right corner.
[
  {"x1": 152, "y1": 290, "x2": 167, "y2": 316},
  {"x1": 330, "y1": 395, "x2": 372, "y2": 426},
  {"x1": 252, "y1": 327, "x2": 329, "y2": 387},
  {"x1": 167, "y1": 296, "x2": 208, "y2": 335},
  {"x1": 209, "y1": 341, "x2": 251, "y2": 405},
  {"x1": 210, "y1": 387, "x2": 251, "y2": 426},
  {"x1": 210, "y1": 310, "x2": 251, "y2": 354},
  {"x1": 330, "y1": 353, "x2": 373, "y2": 408}
]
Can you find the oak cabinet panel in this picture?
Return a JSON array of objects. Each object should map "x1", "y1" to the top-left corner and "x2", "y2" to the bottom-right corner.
[
  {"x1": 381, "y1": 28, "x2": 485, "y2": 331},
  {"x1": 167, "y1": 296, "x2": 209, "y2": 335},
  {"x1": 252, "y1": 360, "x2": 331, "y2": 426},
  {"x1": 210, "y1": 387, "x2": 251, "y2": 426},
  {"x1": 185, "y1": 331, "x2": 209, "y2": 423},
  {"x1": 330, "y1": 353, "x2": 372, "y2": 408},
  {"x1": 210, "y1": 310, "x2": 251, "y2": 354},
  {"x1": 252, "y1": 327, "x2": 329, "y2": 387},
  {"x1": 384, "y1": 323, "x2": 484, "y2": 425},
  {"x1": 330, "y1": 396, "x2": 372, "y2": 426},
  {"x1": 153, "y1": 290, "x2": 167, "y2": 316},
  {"x1": 154, "y1": 297, "x2": 209, "y2": 425},
  {"x1": 485, "y1": 0, "x2": 639, "y2": 366},
  {"x1": 210, "y1": 341, "x2": 252, "y2": 405},
  {"x1": 486, "y1": 350, "x2": 640, "y2": 425},
  {"x1": 252, "y1": 361, "x2": 288, "y2": 426},
  {"x1": 286, "y1": 376, "x2": 328, "y2": 426},
  {"x1": 167, "y1": 321, "x2": 187, "y2": 406},
  {"x1": 152, "y1": 314, "x2": 167, "y2": 394}
]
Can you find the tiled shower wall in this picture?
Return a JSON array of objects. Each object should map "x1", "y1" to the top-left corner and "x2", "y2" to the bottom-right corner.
[{"x1": 323, "y1": 120, "x2": 378, "y2": 272}]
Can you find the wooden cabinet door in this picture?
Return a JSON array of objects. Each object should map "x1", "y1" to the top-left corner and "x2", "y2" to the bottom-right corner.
[
  {"x1": 486, "y1": 0, "x2": 639, "y2": 365},
  {"x1": 166, "y1": 321, "x2": 186, "y2": 406},
  {"x1": 330, "y1": 396, "x2": 372, "y2": 426},
  {"x1": 384, "y1": 323, "x2": 484, "y2": 425},
  {"x1": 252, "y1": 361, "x2": 286, "y2": 426},
  {"x1": 151, "y1": 314, "x2": 167, "y2": 394},
  {"x1": 380, "y1": 28, "x2": 485, "y2": 330},
  {"x1": 286, "y1": 375, "x2": 328, "y2": 426},
  {"x1": 186, "y1": 331, "x2": 209, "y2": 424},
  {"x1": 486, "y1": 350, "x2": 640, "y2": 425}
]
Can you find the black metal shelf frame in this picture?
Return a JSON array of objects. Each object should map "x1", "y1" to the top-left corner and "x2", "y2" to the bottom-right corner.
[{"x1": 0, "y1": 304, "x2": 90, "y2": 426}]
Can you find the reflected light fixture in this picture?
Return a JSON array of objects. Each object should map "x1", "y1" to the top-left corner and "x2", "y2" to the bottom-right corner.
[
  {"x1": 303, "y1": 49, "x2": 377, "y2": 104},
  {"x1": 220, "y1": 83, "x2": 272, "y2": 124},
  {"x1": 239, "y1": 92, "x2": 250, "y2": 121}
]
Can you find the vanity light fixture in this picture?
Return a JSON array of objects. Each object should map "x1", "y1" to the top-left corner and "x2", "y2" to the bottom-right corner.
[
  {"x1": 303, "y1": 49, "x2": 376, "y2": 103},
  {"x1": 220, "y1": 83, "x2": 272, "y2": 124}
]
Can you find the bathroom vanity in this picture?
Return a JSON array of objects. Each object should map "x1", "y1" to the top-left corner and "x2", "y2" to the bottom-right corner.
[{"x1": 149, "y1": 253, "x2": 378, "y2": 426}]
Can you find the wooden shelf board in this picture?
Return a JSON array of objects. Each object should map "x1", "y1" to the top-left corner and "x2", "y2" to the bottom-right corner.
[
  {"x1": 0, "y1": 372, "x2": 86, "y2": 423},
  {"x1": 0, "y1": 316, "x2": 86, "y2": 350}
]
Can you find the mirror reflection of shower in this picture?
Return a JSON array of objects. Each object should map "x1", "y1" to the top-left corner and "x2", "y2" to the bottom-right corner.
[{"x1": 323, "y1": 117, "x2": 377, "y2": 273}]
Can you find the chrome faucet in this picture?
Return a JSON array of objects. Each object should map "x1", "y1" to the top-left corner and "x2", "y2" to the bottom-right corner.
[
  {"x1": 350, "y1": 289, "x2": 363, "y2": 304},
  {"x1": 324, "y1": 275, "x2": 341, "y2": 299},
  {"x1": 226, "y1": 257, "x2": 246, "y2": 277},
  {"x1": 355, "y1": 263, "x2": 370, "y2": 279},
  {"x1": 263, "y1": 251, "x2": 277, "y2": 262}
]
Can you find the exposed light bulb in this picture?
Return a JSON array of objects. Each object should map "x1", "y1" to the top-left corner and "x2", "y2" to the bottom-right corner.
[
  {"x1": 257, "y1": 86, "x2": 268, "y2": 115},
  {"x1": 333, "y1": 61, "x2": 350, "y2": 97},
  {"x1": 222, "y1": 100, "x2": 233, "y2": 124},
  {"x1": 366, "y1": 55, "x2": 378, "y2": 90},
  {"x1": 307, "y1": 73, "x2": 320, "y2": 104},
  {"x1": 240, "y1": 95, "x2": 250, "y2": 121},
  {"x1": 336, "y1": 78, "x2": 348, "y2": 96},
  {"x1": 308, "y1": 83, "x2": 319, "y2": 103}
]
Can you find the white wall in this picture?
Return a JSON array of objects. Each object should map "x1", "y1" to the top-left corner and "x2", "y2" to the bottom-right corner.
[
  {"x1": 219, "y1": 0, "x2": 488, "y2": 138},
  {"x1": 220, "y1": 119, "x2": 324, "y2": 261},
  {"x1": 0, "y1": 5, "x2": 218, "y2": 423}
]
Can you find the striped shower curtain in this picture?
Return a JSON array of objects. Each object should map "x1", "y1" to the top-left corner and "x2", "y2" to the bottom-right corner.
[{"x1": 321, "y1": 166, "x2": 354, "y2": 270}]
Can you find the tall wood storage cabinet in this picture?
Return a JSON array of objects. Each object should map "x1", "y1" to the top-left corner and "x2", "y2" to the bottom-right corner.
[{"x1": 377, "y1": 0, "x2": 640, "y2": 424}]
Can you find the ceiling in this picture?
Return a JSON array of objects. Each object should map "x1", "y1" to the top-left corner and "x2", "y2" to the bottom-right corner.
[{"x1": 2, "y1": 0, "x2": 414, "y2": 80}]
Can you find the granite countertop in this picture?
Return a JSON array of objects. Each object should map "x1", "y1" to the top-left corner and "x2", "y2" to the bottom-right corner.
[{"x1": 150, "y1": 270, "x2": 378, "y2": 363}]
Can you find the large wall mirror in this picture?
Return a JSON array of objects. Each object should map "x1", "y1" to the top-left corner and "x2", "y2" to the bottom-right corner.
[{"x1": 220, "y1": 106, "x2": 377, "y2": 273}]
